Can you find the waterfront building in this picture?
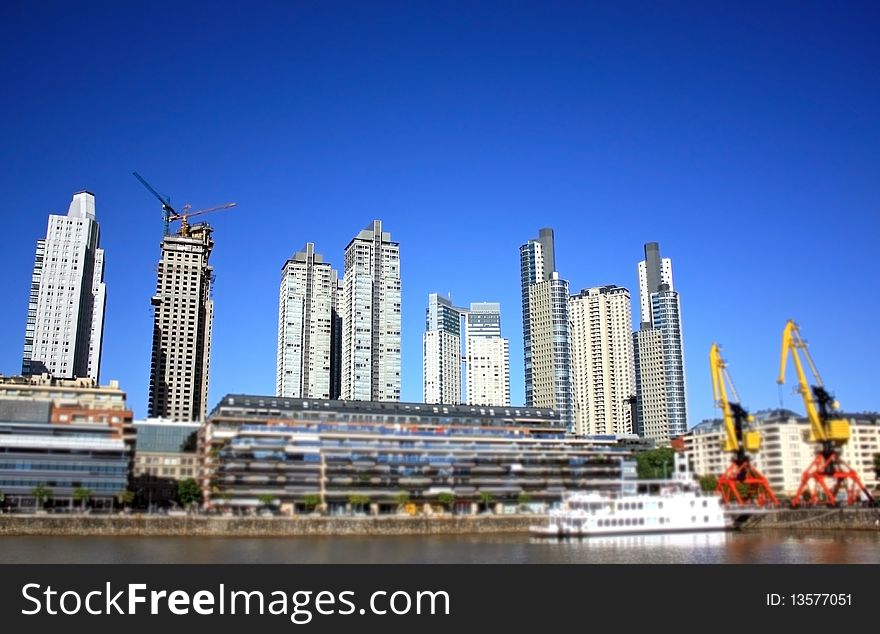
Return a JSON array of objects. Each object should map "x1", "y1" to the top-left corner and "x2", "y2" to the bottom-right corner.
[
  {"x1": 148, "y1": 224, "x2": 215, "y2": 422},
  {"x1": 276, "y1": 243, "x2": 341, "y2": 399},
  {"x1": 201, "y1": 394, "x2": 627, "y2": 514},
  {"x1": 464, "y1": 302, "x2": 510, "y2": 407},
  {"x1": 132, "y1": 420, "x2": 200, "y2": 508},
  {"x1": 0, "y1": 375, "x2": 133, "y2": 510},
  {"x1": 633, "y1": 242, "x2": 687, "y2": 443},
  {"x1": 423, "y1": 294, "x2": 463, "y2": 404},
  {"x1": 340, "y1": 220, "x2": 401, "y2": 401},
  {"x1": 569, "y1": 286, "x2": 635, "y2": 436},
  {"x1": 21, "y1": 191, "x2": 106, "y2": 381},
  {"x1": 682, "y1": 409, "x2": 880, "y2": 496},
  {"x1": 520, "y1": 228, "x2": 573, "y2": 429}
]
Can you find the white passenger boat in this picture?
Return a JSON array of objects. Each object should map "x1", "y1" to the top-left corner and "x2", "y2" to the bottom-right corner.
[{"x1": 530, "y1": 454, "x2": 729, "y2": 537}]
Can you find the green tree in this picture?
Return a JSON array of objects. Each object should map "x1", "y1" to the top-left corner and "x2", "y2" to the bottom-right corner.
[
  {"x1": 635, "y1": 448, "x2": 676, "y2": 479},
  {"x1": 518, "y1": 492, "x2": 532, "y2": 507},
  {"x1": 698, "y1": 474, "x2": 718, "y2": 493},
  {"x1": 437, "y1": 492, "x2": 455, "y2": 510},
  {"x1": 31, "y1": 484, "x2": 52, "y2": 509},
  {"x1": 478, "y1": 491, "x2": 494, "y2": 512},
  {"x1": 873, "y1": 453, "x2": 880, "y2": 480},
  {"x1": 116, "y1": 490, "x2": 135, "y2": 509},
  {"x1": 303, "y1": 494, "x2": 320, "y2": 512},
  {"x1": 393, "y1": 492, "x2": 410, "y2": 508},
  {"x1": 348, "y1": 494, "x2": 370, "y2": 513},
  {"x1": 73, "y1": 487, "x2": 92, "y2": 511},
  {"x1": 0, "y1": 489, "x2": 5, "y2": 509},
  {"x1": 257, "y1": 494, "x2": 277, "y2": 511},
  {"x1": 177, "y1": 478, "x2": 203, "y2": 508}
]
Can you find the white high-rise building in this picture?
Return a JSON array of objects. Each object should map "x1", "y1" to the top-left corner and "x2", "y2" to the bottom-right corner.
[
  {"x1": 569, "y1": 286, "x2": 635, "y2": 436},
  {"x1": 423, "y1": 294, "x2": 462, "y2": 404},
  {"x1": 341, "y1": 220, "x2": 401, "y2": 401},
  {"x1": 276, "y1": 243, "x2": 341, "y2": 399},
  {"x1": 520, "y1": 228, "x2": 573, "y2": 428},
  {"x1": 637, "y1": 244, "x2": 673, "y2": 326},
  {"x1": 465, "y1": 302, "x2": 510, "y2": 407},
  {"x1": 22, "y1": 191, "x2": 106, "y2": 381},
  {"x1": 633, "y1": 242, "x2": 688, "y2": 443}
]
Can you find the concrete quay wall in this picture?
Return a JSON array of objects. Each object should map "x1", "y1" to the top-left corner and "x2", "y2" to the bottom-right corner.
[
  {"x1": 0, "y1": 514, "x2": 536, "y2": 537},
  {"x1": 738, "y1": 508, "x2": 880, "y2": 531}
]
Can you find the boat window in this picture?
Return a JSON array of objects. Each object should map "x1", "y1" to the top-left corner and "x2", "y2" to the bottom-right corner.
[
  {"x1": 692, "y1": 516, "x2": 696, "y2": 523},
  {"x1": 658, "y1": 502, "x2": 663, "y2": 509},
  {"x1": 704, "y1": 516, "x2": 709, "y2": 523},
  {"x1": 690, "y1": 500, "x2": 695, "y2": 507},
  {"x1": 703, "y1": 500, "x2": 708, "y2": 507}
]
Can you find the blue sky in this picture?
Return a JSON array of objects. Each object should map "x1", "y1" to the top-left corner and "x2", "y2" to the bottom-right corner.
[{"x1": 1, "y1": 1, "x2": 878, "y2": 424}]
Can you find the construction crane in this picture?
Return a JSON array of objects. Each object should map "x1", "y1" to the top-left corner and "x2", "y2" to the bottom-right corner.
[
  {"x1": 710, "y1": 343, "x2": 779, "y2": 506},
  {"x1": 133, "y1": 171, "x2": 237, "y2": 237},
  {"x1": 133, "y1": 171, "x2": 176, "y2": 236},
  {"x1": 777, "y1": 320, "x2": 872, "y2": 507},
  {"x1": 175, "y1": 202, "x2": 237, "y2": 237}
]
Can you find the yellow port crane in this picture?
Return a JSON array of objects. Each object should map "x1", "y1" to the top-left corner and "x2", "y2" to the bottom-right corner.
[
  {"x1": 777, "y1": 320, "x2": 872, "y2": 507},
  {"x1": 710, "y1": 343, "x2": 778, "y2": 506}
]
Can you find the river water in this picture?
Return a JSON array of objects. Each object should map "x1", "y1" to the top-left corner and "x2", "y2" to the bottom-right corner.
[{"x1": 1, "y1": 531, "x2": 878, "y2": 564}]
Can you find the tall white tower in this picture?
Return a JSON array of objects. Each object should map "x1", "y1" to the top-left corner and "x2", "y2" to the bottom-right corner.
[
  {"x1": 22, "y1": 191, "x2": 106, "y2": 381},
  {"x1": 569, "y1": 286, "x2": 635, "y2": 436},
  {"x1": 341, "y1": 220, "x2": 401, "y2": 401},
  {"x1": 423, "y1": 293, "x2": 462, "y2": 404},
  {"x1": 465, "y1": 302, "x2": 510, "y2": 407},
  {"x1": 276, "y1": 243, "x2": 341, "y2": 399}
]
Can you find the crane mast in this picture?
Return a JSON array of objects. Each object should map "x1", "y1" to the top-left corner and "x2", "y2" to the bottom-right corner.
[
  {"x1": 710, "y1": 344, "x2": 778, "y2": 506},
  {"x1": 777, "y1": 320, "x2": 872, "y2": 507}
]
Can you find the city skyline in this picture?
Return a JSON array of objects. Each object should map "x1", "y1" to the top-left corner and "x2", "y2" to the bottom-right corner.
[{"x1": 1, "y1": 4, "x2": 878, "y2": 426}]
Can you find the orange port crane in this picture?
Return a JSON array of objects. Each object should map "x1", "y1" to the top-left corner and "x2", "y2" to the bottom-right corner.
[
  {"x1": 710, "y1": 343, "x2": 779, "y2": 506},
  {"x1": 133, "y1": 171, "x2": 236, "y2": 237},
  {"x1": 777, "y1": 320, "x2": 872, "y2": 507}
]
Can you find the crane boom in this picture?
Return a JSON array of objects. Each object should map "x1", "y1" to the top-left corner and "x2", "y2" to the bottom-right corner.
[
  {"x1": 132, "y1": 171, "x2": 176, "y2": 235},
  {"x1": 709, "y1": 343, "x2": 777, "y2": 506},
  {"x1": 776, "y1": 319, "x2": 871, "y2": 507}
]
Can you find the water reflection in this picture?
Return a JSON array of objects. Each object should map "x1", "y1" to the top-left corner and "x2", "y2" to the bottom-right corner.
[{"x1": 0, "y1": 530, "x2": 878, "y2": 564}]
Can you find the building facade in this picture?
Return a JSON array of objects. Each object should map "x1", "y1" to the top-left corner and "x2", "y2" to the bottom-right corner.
[
  {"x1": 148, "y1": 224, "x2": 215, "y2": 422},
  {"x1": 465, "y1": 302, "x2": 510, "y2": 407},
  {"x1": 0, "y1": 375, "x2": 133, "y2": 510},
  {"x1": 569, "y1": 286, "x2": 635, "y2": 437},
  {"x1": 132, "y1": 420, "x2": 200, "y2": 508},
  {"x1": 276, "y1": 243, "x2": 341, "y2": 399},
  {"x1": 201, "y1": 394, "x2": 626, "y2": 514},
  {"x1": 520, "y1": 228, "x2": 573, "y2": 429},
  {"x1": 22, "y1": 191, "x2": 106, "y2": 381},
  {"x1": 341, "y1": 220, "x2": 401, "y2": 401},
  {"x1": 633, "y1": 242, "x2": 688, "y2": 442},
  {"x1": 423, "y1": 294, "x2": 463, "y2": 404}
]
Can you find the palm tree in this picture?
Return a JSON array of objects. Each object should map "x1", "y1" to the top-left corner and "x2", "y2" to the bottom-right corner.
[
  {"x1": 116, "y1": 490, "x2": 135, "y2": 510},
  {"x1": 393, "y1": 491, "x2": 410, "y2": 511},
  {"x1": 31, "y1": 484, "x2": 52, "y2": 510},
  {"x1": 257, "y1": 494, "x2": 277, "y2": 513},
  {"x1": 303, "y1": 494, "x2": 320, "y2": 513},
  {"x1": 73, "y1": 487, "x2": 93, "y2": 512},
  {"x1": 479, "y1": 491, "x2": 494, "y2": 513},
  {"x1": 437, "y1": 492, "x2": 455, "y2": 513}
]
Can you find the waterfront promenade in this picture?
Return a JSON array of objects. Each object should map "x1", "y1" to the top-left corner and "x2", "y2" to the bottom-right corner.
[{"x1": 1, "y1": 508, "x2": 879, "y2": 537}]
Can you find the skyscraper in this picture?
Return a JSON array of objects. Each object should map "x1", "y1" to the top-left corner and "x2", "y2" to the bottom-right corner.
[
  {"x1": 520, "y1": 228, "x2": 573, "y2": 428},
  {"x1": 22, "y1": 191, "x2": 106, "y2": 381},
  {"x1": 423, "y1": 294, "x2": 462, "y2": 404},
  {"x1": 341, "y1": 220, "x2": 401, "y2": 401},
  {"x1": 276, "y1": 243, "x2": 341, "y2": 399},
  {"x1": 148, "y1": 224, "x2": 215, "y2": 422},
  {"x1": 569, "y1": 286, "x2": 635, "y2": 436},
  {"x1": 633, "y1": 242, "x2": 688, "y2": 443},
  {"x1": 465, "y1": 302, "x2": 510, "y2": 407}
]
